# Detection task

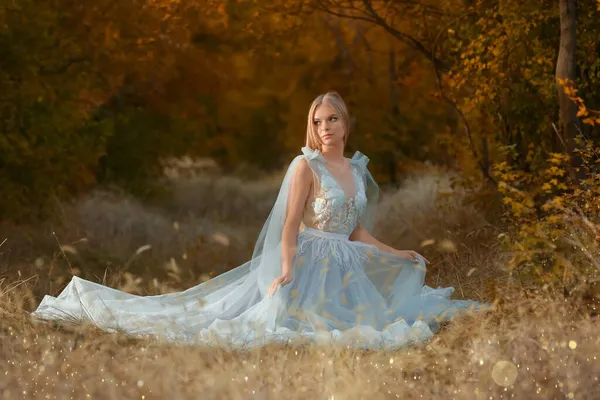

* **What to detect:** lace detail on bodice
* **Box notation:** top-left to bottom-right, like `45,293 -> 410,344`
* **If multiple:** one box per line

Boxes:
301,147 -> 368,236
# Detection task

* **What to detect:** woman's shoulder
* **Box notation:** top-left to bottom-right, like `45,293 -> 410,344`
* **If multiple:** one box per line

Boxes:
286,156 -> 314,187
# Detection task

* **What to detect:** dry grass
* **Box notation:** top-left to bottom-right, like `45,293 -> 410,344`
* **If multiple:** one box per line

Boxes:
1,169 -> 599,399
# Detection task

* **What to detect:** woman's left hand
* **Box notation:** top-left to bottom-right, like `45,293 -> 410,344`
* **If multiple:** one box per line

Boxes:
394,250 -> 430,264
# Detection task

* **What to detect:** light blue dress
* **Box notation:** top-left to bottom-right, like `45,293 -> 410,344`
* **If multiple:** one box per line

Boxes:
32,147 -> 488,349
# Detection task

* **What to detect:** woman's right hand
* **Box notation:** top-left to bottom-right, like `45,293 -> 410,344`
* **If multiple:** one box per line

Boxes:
268,270 -> 293,297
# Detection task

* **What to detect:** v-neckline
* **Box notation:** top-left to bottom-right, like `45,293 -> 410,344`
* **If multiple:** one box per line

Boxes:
321,158 -> 357,200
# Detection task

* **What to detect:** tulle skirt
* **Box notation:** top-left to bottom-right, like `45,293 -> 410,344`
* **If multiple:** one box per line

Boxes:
32,227 -> 487,350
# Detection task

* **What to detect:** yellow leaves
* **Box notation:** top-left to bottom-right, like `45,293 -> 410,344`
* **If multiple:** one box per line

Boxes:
508,200 -> 531,217
494,161 -> 509,172
582,116 -> 600,126
494,140 -> 596,251
545,214 -> 562,224
548,153 -> 570,164
576,107 -> 589,117
546,166 -> 566,176
559,80 -> 600,126
551,196 -> 565,207
541,181 -> 567,192
523,196 -> 535,209
541,196 -> 565,212
561,85 -> 578,98
499,171 -> 518,181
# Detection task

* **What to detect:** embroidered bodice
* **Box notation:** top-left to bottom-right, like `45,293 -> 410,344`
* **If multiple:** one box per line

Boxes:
300,147 -> 370,236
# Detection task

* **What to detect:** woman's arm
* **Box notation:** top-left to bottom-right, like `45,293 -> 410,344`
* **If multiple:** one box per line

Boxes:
349,224 -> 396,253
350,224 -> 430,263
268,159 -> 313,296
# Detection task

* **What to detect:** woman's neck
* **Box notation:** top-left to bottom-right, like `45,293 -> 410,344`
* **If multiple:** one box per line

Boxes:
320,145 -> 345,163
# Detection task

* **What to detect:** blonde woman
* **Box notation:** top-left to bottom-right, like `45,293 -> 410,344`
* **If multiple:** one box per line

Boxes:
33,92 -> 487,349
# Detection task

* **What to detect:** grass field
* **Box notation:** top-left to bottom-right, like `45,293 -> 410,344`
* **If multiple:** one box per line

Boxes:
1,169 -> 598,399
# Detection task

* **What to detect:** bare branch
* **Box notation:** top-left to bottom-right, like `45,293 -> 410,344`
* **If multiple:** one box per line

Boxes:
312,0 -> 447,70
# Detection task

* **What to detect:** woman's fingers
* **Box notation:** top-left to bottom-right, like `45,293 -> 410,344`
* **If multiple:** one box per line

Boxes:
268,278 -> 279,297
269,283 -> 278,296
418,252 -> 430,264
408,250 -> 430,264
269,275 -> 291,297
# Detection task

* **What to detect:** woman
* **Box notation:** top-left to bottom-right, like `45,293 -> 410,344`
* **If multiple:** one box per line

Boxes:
32,92 -> 488,349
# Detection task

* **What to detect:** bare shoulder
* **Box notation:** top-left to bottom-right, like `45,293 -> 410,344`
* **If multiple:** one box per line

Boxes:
288,158 -> 314,201
294,158 -> 313,183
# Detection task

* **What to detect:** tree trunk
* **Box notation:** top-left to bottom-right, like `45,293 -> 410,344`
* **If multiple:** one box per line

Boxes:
388,47 -> 399,186
555,0 -> 581,174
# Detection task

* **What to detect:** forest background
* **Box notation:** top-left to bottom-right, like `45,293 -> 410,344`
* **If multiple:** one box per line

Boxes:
2,0 -> 600,289
1,1 -> 600,398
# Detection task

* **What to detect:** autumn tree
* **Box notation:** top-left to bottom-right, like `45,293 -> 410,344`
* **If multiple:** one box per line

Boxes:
1,0 -> 599,221
268,0 -> 599,179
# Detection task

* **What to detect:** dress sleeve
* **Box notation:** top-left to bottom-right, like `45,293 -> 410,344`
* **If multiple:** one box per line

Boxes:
351,151 -> 380,233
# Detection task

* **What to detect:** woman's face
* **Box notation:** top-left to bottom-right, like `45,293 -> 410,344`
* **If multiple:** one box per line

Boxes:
313,103 -> 345,147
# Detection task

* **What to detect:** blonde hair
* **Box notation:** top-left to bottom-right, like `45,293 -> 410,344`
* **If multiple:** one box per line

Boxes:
305,91 -> 350,151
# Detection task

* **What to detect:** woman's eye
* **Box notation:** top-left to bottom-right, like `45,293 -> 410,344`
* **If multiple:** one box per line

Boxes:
330,117 -> 338,122
313,120 -> 320,125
